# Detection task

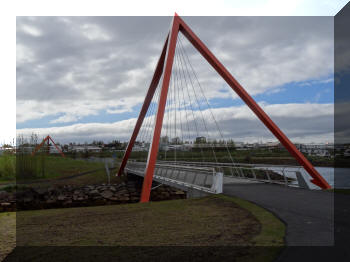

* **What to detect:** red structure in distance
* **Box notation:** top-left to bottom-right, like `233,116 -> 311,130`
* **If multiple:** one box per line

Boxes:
118,14 -> 331,202
31,135 -> 65,158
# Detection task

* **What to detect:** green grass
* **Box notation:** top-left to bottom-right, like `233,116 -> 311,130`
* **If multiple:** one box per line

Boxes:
32,156 -> 104,179
0,155 -> 120,186
1,195 -> 285,261
215,195 -> 285,246
15,196 -> 261,246
0,154 -> 15,182
215,195 -> 285,262
18,156 -> 105,180
0,212 -> 16,261
27,168 -> 122,188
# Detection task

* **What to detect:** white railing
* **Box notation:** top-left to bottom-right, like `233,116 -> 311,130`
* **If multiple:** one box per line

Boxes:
125,161 -> 223,194
156,161 -> 311,189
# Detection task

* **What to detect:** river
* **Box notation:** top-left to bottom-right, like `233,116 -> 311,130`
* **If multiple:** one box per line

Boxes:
315,167 -> 350,189
265,166 -> 349,189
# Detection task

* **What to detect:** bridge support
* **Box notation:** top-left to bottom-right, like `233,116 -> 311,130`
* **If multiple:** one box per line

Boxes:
118,13 -> 331,203
140,16 -> 180,202
116,36 -> 169,178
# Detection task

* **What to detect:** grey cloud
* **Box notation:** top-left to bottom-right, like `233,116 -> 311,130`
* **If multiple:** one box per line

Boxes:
16,16 -> 333,141
17,103 -> 333,144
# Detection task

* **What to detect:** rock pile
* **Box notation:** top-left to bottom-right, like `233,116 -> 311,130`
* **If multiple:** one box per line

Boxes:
0,190 -> 16,212
0,180 -> 186,212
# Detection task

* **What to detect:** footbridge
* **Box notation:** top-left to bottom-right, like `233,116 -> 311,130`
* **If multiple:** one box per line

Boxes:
117,13 -> 331,203
124,160 -> 316,198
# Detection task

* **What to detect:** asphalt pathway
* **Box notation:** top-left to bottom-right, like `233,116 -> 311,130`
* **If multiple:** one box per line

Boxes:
223,183 -> 334,246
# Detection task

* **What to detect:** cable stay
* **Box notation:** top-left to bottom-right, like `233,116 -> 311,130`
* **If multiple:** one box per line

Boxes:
128,34 -> 244,181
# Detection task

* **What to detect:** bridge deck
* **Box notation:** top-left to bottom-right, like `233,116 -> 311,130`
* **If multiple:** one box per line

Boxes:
125,162 -> 223,194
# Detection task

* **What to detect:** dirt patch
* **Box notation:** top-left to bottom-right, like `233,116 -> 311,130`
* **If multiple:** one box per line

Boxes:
15,196 -> 260,247
2,195 -> 285,261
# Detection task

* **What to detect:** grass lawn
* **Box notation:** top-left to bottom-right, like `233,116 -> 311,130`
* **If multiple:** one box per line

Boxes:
2,195 -> 285,261
17,156 -> 106,181
0,212 -> 15,262
0,154 -> 15,183
18,168 -> 122,188
0,155 -> 120,187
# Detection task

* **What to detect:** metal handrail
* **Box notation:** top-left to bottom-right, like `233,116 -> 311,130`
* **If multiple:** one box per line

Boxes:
125,161 -> 222,193
126,161 -> 309,189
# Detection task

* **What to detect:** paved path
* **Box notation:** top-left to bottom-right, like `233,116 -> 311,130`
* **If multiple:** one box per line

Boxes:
223,176 -> 261,184
223,183 -> 334,246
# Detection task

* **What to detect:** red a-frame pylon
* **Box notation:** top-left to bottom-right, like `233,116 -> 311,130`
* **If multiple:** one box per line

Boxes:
117,14 -> 331,202
31,135 -> 65,158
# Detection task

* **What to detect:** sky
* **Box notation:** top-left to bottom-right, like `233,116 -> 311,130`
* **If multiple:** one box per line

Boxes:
15,15 -> 336,144
2,0 -> 349,145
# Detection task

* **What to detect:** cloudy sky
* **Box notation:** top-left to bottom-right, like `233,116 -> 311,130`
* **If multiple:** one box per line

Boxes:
16,15 -> 335,144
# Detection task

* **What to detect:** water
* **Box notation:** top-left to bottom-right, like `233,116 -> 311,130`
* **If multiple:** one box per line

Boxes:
316,167 -> 350,189
267,166 -> 349,189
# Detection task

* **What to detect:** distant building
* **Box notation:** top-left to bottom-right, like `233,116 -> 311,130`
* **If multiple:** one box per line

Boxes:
296,143 -> 333,157
195,136 -> 206,144
171,137 -> 181,145
132,145 -> 148,152
234,142 -> 244,148
69,145 -> 102,153
258,141 -> 282,150
167,144 -> 191,151
0,146 -> 15,155
244,143 -> 256,149
15,146 -> 35,154
48,145 -> 64,154
160,136 -> 169,144
159,144 -> 169,151
344,149 -> 350,157
313,149 -> 331,157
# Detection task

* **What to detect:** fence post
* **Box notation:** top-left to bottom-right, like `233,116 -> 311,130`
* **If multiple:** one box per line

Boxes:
296,171 -> 310,189
252,169 -> 257,180
282,168 -> 288,186
265,168 -> 271,182
105,160 -> 111,185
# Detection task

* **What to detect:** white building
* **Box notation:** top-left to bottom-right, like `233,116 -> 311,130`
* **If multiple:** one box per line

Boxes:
69,145 -> 102,153
297,143 -> 333,157
344,149 -> 350,157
